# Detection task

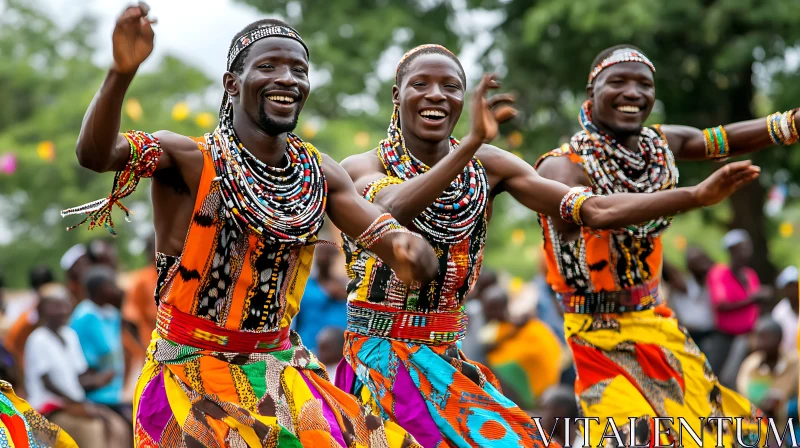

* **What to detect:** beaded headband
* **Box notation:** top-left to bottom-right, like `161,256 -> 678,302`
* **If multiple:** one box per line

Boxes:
588,48 -> 656,84
395,44 -> 458,84
227,24 -> 309,72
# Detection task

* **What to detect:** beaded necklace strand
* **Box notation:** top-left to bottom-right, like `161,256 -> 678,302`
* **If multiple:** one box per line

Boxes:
573,100 -> 678,238
377,105 -> 488,244
207,100 -> 327,244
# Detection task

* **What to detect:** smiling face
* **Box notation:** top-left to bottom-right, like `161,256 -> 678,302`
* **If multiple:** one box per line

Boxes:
226,37 -> 310,136
394,53 -> 465,143
588,62 -> 655,136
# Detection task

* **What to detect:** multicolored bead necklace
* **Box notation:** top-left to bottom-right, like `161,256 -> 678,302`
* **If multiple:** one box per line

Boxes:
377,105 -> 488,244
207,100 -> 327,244
572,100 -> 678,238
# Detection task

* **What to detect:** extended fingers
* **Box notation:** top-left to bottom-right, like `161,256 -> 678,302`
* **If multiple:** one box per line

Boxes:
487,93 -> 516,108
493,105 -> 517,123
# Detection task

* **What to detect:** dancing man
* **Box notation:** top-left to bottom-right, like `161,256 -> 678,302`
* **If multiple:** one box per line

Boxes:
335,44 -> 759,447
535,45 -> 795,446
66,4 -> 440,446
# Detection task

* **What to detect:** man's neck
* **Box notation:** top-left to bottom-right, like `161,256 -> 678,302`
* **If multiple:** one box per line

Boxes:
403,131 -> 451,167
232,116 -> 287,167
593,119 -> 640,151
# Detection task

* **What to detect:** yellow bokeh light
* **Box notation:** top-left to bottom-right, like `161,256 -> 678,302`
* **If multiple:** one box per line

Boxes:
302,123 -> 318,139
354,132 -> 370,148
37,141 -> 55,161
674,235 -> 687,251
508,131 -> 523,148
779,222 -> 793,238
511,228 -> 525,245
172,102 -> 190,121
125,98 -> 143,122
509,277 -> 524,296
195,112 -> 214,129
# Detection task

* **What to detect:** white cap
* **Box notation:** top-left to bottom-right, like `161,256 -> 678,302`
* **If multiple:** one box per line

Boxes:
60,244 -> 86,271
776,266 -> 798,289
722,229 -> 750,250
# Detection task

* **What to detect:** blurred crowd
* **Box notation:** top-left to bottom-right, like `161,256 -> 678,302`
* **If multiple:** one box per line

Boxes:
0,227 -> 796,447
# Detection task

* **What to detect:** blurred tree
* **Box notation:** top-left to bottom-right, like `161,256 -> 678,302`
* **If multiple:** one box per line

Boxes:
0,0 -> 214,287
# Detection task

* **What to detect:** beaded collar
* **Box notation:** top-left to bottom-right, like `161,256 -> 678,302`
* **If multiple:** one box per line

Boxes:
377,105 -> 488,244
571,100 -> 678,238
207,101 -> 327,244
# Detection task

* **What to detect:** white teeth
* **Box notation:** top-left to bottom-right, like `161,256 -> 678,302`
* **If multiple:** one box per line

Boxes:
267,95 -> 295,104
420,109 -> 446,118
616,105 -> 641,113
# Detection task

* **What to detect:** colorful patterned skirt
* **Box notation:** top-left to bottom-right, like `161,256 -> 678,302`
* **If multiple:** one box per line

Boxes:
0,381 -> 77,448
566,308 -> 767,447
133,331 -> 419,447
336,332 -> 552,447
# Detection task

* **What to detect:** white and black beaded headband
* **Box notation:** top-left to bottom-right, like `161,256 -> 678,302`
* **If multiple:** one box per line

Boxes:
226,24 -> 309,72
588,48 -> 655,84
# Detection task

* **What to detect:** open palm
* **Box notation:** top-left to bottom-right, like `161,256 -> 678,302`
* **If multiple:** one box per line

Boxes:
695,160 -> 761,206
469,74 -> 517,144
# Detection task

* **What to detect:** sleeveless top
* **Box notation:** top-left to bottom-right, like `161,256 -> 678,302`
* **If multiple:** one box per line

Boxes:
154,138 -> 321,332
536,143 -> 665,295
343,158 -> 489,314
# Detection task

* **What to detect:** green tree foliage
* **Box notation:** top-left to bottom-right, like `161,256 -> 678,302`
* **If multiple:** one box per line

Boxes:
0,1 -> 214,286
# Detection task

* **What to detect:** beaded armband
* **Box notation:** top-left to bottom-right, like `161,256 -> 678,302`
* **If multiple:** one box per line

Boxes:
766,110 -> 799,146
363,176 -> 404,203
356,213 -> 412,250
61,130 -> 162,235
702,126 -> 729,159
559,186 -> 595,226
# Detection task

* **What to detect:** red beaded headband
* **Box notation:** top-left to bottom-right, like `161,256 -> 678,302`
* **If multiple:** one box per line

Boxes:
588,48 -> 656,84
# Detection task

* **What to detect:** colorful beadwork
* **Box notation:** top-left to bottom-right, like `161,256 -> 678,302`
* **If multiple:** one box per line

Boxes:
766,110 -> 799,146
62,130 -> 162,235
558,278 -> 661,313
559,186 -> 595,226
208,101 -> 327,244
355,213 -> 413,250
575,100 -> 678,238
346,301 -> 467,345
377,105 -> 489,244
588,48 -> 656,84
702,126 -> 730,159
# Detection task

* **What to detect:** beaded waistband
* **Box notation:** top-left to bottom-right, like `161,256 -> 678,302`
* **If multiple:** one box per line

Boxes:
559,279 -> 662,314
346,301 -> 467,346
156,303 -> 291,353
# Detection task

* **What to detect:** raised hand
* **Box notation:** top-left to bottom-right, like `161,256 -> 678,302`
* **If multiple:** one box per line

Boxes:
390,232 -> 439,286
112,2 -> 156,74
694,160 -> 761,206
468,73 -> 517,144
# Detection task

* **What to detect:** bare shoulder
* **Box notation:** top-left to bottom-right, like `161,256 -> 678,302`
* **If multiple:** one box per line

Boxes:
153,130 -> 199,154
536,151 -> 585,186
340,149 -> 383,178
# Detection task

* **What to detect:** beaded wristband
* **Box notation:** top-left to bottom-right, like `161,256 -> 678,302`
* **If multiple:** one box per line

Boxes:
62,130 -> 163,235
702,125 -> 729,159
363,176 -> 404,203
766,110 -> 799,146
356,213 -> 412,250
559,186 -> 595,226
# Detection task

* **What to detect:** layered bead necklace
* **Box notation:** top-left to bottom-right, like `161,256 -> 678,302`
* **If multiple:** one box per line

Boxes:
207,102 -> 327,244
572,100 -> 678,238
377,105 -> 488,244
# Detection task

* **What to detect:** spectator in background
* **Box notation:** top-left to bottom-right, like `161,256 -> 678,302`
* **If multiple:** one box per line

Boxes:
736,317 -> 798,426
86,239 -> 119,271
480,284 -> 562,410
62,244 -> 90,305
4,264 -> 57,366
316,326 -> 345,384
533,253 -> 565,344
665,246 -> 716,354
293,243 -> 348,353
461,269 -> 497,365
24,283 -> 129,448
70,266 -> 129,421
771,266 -> 798,354
708,229 -> 771,382
534,385 -> 580,447
123,234 -> 158,348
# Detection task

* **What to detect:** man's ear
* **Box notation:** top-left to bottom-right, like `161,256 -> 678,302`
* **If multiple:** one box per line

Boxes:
223,71 -> 240,98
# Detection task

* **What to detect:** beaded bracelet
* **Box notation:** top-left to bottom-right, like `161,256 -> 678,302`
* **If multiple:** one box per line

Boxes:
702,125 -> 729,159
766,110 -> 799,146
356,213 -> 412,250
559,186 -> 595,226
363,176 -> 404,203
62,130 -> 163,235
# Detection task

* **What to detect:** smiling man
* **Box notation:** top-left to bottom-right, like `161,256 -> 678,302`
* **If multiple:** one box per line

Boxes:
534,45 -> 799,446
66,3 -> 442,446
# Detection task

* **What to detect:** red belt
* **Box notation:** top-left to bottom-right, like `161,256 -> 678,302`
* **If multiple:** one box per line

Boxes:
156,303 -> 291,353
346,301 -> 467,345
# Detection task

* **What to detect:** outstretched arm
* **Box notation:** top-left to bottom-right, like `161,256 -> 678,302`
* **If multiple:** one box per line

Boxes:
341,74 -> 515,226
487,147 -> 760,229
322,155 -> 439,285
663,109 -> 799,161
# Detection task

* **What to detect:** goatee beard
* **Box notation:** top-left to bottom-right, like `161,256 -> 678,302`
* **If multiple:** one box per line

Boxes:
258,96 -> 299,136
